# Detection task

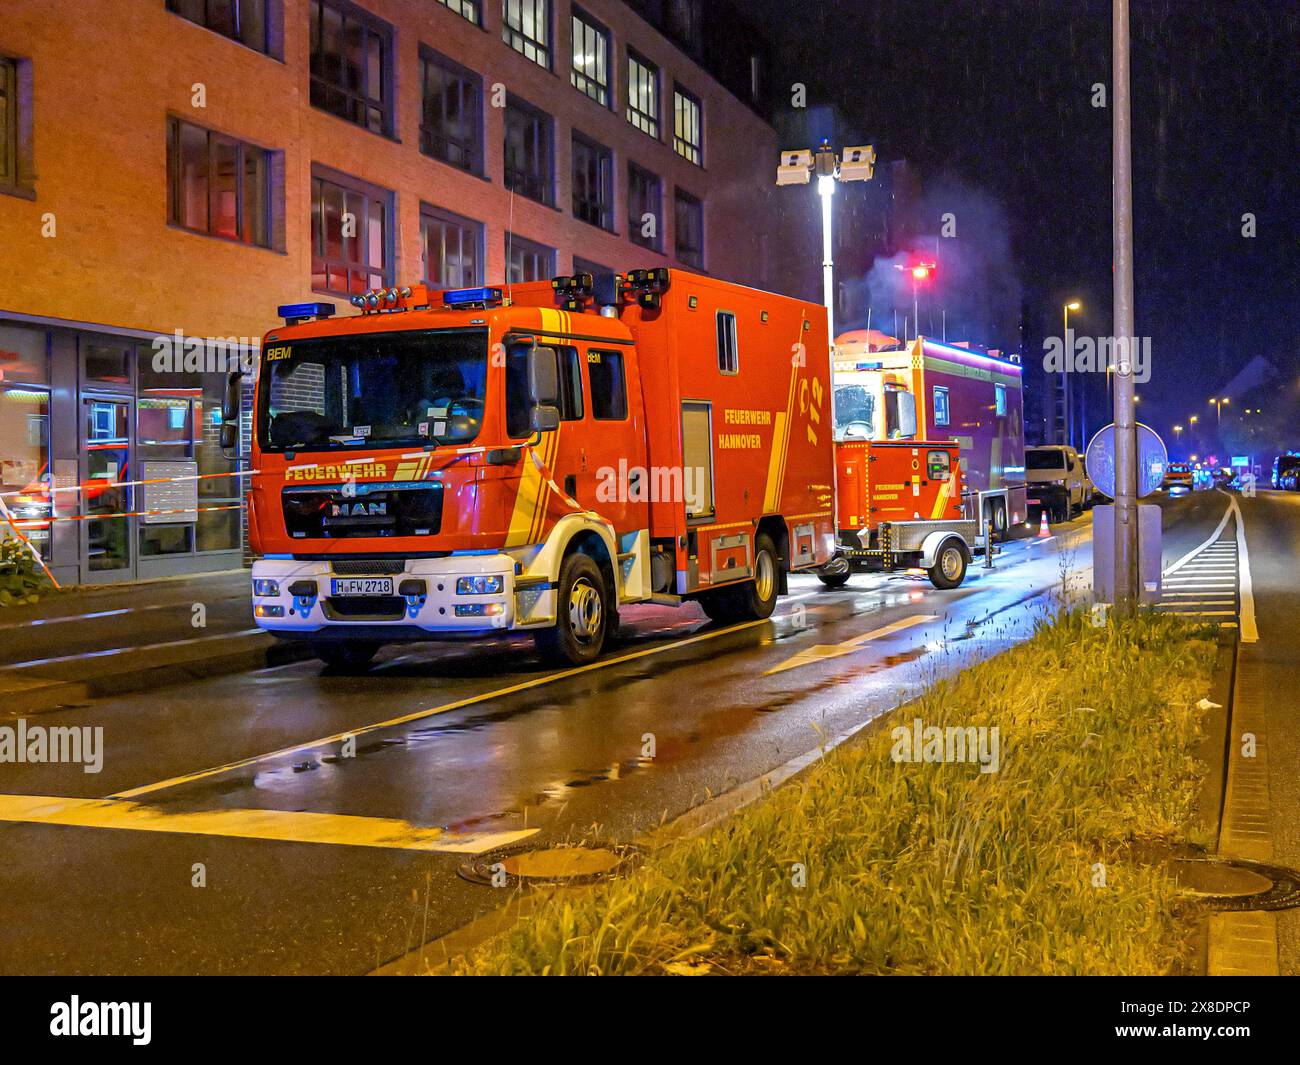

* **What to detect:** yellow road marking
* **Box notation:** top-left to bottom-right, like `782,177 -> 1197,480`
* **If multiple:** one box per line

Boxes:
764,614 -> 941,676
113,618 -> 773,799
0,793 -> 538,853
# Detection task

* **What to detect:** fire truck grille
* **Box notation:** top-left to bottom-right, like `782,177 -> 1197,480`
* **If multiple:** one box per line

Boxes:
282,484 -> 443,539
322,595 -> 406,621
330,560 -> 406,576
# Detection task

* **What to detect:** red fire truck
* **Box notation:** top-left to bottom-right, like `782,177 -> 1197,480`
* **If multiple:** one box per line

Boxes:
225,270 -> 836,668
818,333 -> 1028,589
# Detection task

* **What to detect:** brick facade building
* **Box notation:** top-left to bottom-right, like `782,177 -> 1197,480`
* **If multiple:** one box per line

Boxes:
0,0 -> 781,584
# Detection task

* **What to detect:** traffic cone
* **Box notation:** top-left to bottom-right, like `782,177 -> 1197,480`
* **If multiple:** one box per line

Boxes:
1037,509 -> 1051,538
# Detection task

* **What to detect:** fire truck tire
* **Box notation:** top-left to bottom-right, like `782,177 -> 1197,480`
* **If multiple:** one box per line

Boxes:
535,552 -> 609,665
700,534 -> 780,622
927,539 -> 968,590
312,640 -> 380,671
817,569 -> 852,588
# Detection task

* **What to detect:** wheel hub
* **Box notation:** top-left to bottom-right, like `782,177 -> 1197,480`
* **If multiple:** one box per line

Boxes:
568,578 -> 603,642
755,549 -> 776,602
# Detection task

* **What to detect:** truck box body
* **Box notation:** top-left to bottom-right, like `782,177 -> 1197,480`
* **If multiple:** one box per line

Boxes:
244,270 -> 834,658
832,335 -> 1028,533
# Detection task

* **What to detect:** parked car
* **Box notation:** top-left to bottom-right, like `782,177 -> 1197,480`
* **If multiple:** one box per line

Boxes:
1025,445 -> 1092,521
1272,452 -> 1300,491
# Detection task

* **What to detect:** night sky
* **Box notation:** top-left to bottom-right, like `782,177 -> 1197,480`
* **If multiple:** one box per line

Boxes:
751,0 -> 1300,452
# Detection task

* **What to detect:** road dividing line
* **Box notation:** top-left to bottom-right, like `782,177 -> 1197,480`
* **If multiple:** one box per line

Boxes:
763,614 -> 941,676
0,793 -> 538,853
1162,497 -> 1233,577
1225,491 -> 1259,643
112,617 -> 773,799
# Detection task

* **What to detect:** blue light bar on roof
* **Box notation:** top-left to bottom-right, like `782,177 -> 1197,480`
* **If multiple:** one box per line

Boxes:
443,287 -> 503,307
277,302 -> 336,324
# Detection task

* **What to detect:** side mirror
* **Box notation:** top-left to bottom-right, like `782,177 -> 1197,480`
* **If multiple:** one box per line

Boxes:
220,370 -> 242,451
527,346 -> 560,434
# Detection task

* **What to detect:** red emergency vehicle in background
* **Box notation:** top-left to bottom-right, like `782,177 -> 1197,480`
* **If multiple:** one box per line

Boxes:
818,332 -> 1028,589
226,270 -> 836,668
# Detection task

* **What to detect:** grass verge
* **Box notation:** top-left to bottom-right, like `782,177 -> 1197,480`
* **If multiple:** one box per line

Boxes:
454,610 -> 1217,975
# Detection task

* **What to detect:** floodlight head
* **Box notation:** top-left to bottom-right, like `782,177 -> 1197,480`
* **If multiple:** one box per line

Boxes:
838,144 -> 876,182
776,148 -> 813,186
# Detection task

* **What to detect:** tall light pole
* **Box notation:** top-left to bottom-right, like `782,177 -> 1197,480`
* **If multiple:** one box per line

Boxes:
1210,396 -> 1229,424
1064,300 -> 1081,448
896,261 -> 936,340
776,141 -> 876,343
1112,0 -> 1139,616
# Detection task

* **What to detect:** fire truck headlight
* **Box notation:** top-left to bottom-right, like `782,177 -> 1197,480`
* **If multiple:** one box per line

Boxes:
253,579 -> 280,597
457,575 -> 504,595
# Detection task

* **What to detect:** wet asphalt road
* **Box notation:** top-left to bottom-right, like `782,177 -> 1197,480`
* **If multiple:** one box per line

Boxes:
0,496 -> 1237,974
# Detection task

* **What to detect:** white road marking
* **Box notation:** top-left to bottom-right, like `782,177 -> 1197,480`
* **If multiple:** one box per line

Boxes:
0,793 -> 537,853
764,614 -> 941,676
1163,501 -> 1233,576
1224,491 -> 1258,643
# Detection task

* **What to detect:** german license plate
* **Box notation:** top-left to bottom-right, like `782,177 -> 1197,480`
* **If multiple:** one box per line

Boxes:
330,577 -> 393,596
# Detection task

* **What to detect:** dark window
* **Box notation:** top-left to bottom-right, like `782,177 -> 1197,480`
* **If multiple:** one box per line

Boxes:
627,163 -> 662,251
504,96 -> 554,206
308,0 -> 393,136
310,169 -> 393,296
674,188 -> 704,269
502,0 -> 550,69
933,385 -> 950,426
0,57 -> 16,190
419,49 -> 482,173
570,9 -> 609,106
572,132 -> 614,231
506,343 -> 583,437
716,311 -> 738,374
436,0 -> 480,24
672,86 -> 702,165
421,205 -> 482,289
626,51 -> 659,138
167,117 -> 271,247
167,0 -> 270,53
573,257 -> 613,280
505,233 -> 554,283
588,350 -> 627,420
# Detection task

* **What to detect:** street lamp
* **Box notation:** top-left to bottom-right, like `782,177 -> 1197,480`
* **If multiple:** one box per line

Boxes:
896,260 -> 937,340
776,140 -> 876,341
1209,397 -> 1229,424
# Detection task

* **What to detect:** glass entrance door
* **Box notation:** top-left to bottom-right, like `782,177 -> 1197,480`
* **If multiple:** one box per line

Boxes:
80,396 -> 134,581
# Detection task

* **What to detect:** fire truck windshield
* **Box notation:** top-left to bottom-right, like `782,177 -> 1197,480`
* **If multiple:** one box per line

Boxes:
258,328 -> 488,452
833,384 -> 875,440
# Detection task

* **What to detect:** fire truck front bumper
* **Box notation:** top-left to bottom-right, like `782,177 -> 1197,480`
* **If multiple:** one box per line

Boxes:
249,555 -> 555,640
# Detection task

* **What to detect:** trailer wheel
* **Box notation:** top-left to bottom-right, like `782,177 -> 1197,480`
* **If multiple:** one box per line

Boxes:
817,570 -> 852,588
312,640 -> 380,672
700,533 -> 780,622
927,539 -> 968,590
535,552 -> 608,665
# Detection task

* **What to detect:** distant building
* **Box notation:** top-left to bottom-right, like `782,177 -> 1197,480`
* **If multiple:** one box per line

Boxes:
0,0 -> 781,585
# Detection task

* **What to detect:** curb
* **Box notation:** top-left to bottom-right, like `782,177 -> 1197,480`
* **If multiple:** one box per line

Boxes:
0,632 -> 313,715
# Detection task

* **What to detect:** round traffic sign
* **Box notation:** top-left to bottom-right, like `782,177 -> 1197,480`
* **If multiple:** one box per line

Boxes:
1085,422 -> 1168,499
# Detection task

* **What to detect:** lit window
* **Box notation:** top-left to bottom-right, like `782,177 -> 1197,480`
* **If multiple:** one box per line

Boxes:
310,169 -> 393,297
436,0 -> 480,24
933,386 -> 950,426
421,205 -> 482,289
626,52 -> 659,138
505,233 -> 555,283
570,9 -> 609,106
673,87 -> 702,165
503,0 -> 550,69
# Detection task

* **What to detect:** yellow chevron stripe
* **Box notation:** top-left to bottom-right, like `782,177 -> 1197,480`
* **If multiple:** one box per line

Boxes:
762,411 -> 789,513
930,472 -> 954,519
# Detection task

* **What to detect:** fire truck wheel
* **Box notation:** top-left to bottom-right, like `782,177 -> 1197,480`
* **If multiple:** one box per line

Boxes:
536,552 -> 609,665
927,540 -> 968,590
311,640 -> 380,671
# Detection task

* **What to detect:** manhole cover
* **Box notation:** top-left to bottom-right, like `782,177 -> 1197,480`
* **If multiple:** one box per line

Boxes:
458,843 -> 640,888
1173,858 -> 1300,912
